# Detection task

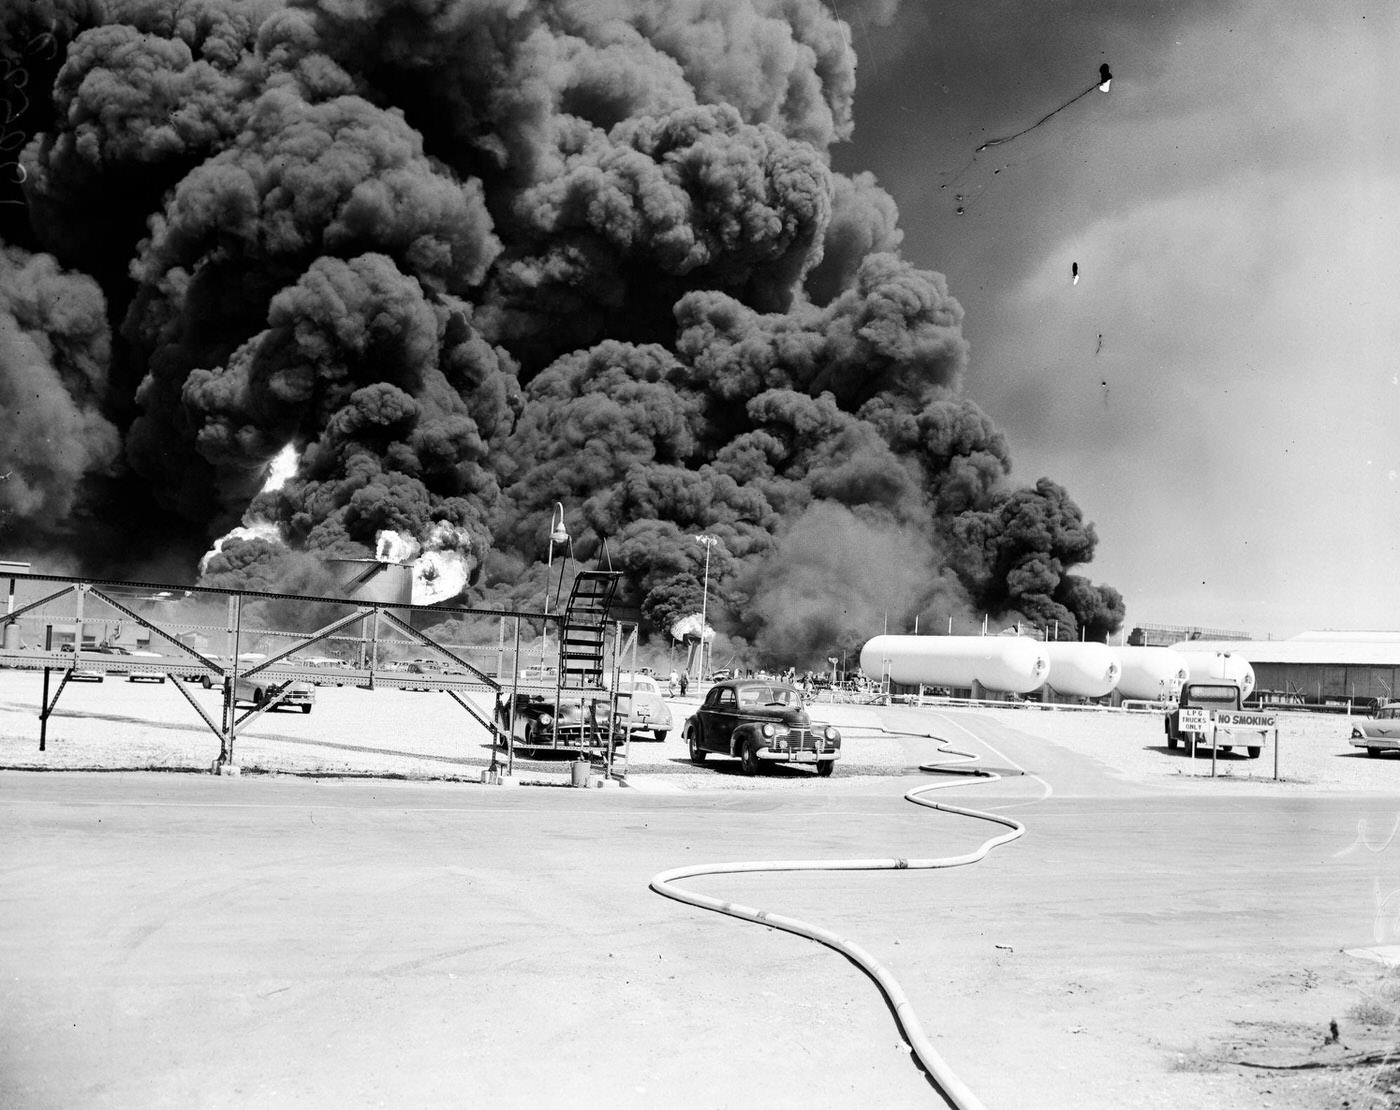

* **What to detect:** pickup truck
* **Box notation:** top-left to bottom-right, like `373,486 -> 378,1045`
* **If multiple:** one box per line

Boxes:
1164,681 -> 1266,759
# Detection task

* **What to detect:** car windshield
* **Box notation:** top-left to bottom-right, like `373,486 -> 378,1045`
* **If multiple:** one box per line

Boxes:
737,685 -> 799,708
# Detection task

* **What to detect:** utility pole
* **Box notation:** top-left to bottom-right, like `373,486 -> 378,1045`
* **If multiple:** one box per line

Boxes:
695,533 -> 718,681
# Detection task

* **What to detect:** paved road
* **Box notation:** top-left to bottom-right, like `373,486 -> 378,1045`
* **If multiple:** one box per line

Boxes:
3,714 -> 1398,1109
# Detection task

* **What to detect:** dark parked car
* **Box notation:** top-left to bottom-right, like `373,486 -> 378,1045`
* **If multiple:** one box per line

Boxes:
684,680 -> 840,776
496,693 -> 619,756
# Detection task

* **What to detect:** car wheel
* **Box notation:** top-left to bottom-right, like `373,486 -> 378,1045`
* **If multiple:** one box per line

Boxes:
1368,746 -> 1382,758
653,730 -> 668,743
688,728 -> 706,764
1220,745 -> 1232,754
254,687 -> 266,707
816,759 -> 834,778
301,704 -> 311,714
1166,734 -> 1178,749
1247,746 -> 1260,758
201,675 -> 212,689
739,740 -> 760,776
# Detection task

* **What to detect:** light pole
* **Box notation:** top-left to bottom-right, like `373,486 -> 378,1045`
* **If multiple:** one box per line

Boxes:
695,533 -> 718,681
542,503 -> 569,660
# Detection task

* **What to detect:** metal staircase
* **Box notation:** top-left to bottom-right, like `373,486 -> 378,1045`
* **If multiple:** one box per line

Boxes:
557,570 -> 620,691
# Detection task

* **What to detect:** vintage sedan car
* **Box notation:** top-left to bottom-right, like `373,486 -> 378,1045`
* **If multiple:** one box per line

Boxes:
125,649 -> 167,683
495,692 -> 618,756
685,680 -> 840,776
86,643 -> 132,676
613,672 -> 673,741
1350,702 -> 1400,757
233,673 -> 315,713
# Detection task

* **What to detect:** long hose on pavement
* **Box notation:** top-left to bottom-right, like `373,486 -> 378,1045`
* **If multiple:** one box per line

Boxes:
649,738 -> 1026,1110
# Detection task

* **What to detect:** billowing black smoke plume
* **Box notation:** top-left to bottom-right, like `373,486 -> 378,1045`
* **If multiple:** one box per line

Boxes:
0,0 -> 1124,663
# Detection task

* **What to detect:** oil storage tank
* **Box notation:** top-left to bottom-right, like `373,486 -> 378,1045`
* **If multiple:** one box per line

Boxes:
1110,646 -> 1189,701
860,635 -> 1050,695
1044,641 -> 1121,699
328,558 -> 413,606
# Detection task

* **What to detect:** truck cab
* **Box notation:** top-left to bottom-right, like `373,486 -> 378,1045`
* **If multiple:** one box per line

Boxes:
1164,681 -> 1264,758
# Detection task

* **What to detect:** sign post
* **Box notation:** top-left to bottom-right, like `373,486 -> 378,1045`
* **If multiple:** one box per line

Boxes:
1178,707 -> 1210,776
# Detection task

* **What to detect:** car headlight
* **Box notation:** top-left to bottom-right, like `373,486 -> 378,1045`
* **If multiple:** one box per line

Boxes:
762,723 -> 775,738
824,726 -> 838,741
540,714 -> 553,726
1352,728 -> 1364,739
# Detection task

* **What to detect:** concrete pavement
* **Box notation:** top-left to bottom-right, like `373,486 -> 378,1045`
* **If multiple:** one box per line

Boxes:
3,720 -> 1398,1109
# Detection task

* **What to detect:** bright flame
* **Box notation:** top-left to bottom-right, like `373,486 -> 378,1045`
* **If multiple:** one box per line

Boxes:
670,612 -> 715,642
379,523 -> 475,604
260,443 -> 299,493
375,529 -> 419,564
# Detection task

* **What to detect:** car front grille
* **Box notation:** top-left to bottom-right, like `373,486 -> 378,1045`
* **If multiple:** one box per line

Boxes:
784,728 -> 825,752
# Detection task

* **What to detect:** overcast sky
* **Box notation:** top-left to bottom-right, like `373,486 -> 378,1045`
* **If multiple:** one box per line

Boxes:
834,0 -> 1400,638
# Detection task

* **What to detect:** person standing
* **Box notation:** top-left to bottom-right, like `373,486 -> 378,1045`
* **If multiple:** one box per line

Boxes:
678,672 -> 689,697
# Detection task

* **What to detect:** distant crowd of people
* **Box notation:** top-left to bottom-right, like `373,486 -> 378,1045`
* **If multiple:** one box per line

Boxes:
659,667 -> 876,698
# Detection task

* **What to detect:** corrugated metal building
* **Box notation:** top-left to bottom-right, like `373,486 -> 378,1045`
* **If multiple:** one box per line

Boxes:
1171,632 -> 1400,709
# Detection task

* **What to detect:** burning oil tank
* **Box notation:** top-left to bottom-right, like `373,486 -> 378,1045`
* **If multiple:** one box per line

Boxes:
1109,646 -> 1190,701
860,635 -> 1050,694
328,558 -> 413,606
1044,641 -> 1122,699
1175,650 -> 1256,700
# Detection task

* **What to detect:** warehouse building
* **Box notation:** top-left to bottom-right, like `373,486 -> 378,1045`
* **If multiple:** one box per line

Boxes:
1169,631 -> 1400,712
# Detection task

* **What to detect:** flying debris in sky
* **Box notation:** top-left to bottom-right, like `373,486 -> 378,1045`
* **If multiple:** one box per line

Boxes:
942,61 -> 1114,215
1072,262 -> 1080,285
1095,333 -> 1104,355
976,63 -> 1114,153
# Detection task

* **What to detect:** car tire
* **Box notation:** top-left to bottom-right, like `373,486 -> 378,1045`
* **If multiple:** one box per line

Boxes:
201,675 -> 212,689
653,730 -> 668,743
1247,746 -> 1261,758
688,728 -> 706,764
1166,734 -> 1178,750
739,740 -> 760,776
816,759 -> 834,778
254,687 -> 266,707
1368,746 -> 1382,758
1220,745 -> 1232,754
301,704 -> 311,714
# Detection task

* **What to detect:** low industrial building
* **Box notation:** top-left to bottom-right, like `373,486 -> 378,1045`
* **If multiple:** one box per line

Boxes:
1170,632 -> 1400,712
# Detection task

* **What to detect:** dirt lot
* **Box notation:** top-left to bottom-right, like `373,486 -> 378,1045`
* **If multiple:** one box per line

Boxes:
0,670 -> 1388,792
4,672 -> 1400,1109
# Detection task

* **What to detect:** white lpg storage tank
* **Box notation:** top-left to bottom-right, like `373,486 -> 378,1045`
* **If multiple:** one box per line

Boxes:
1044,641 -> 1121,699
1109,646 -> 1189,701
860,635 -> 1050,694
1175,649 -> 1256,700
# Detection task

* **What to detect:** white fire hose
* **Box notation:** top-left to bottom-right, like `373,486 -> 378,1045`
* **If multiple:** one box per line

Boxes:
649,739 -> 1027,1110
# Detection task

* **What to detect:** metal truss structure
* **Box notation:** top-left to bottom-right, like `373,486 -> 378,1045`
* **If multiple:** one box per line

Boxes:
0,570 -> 635,778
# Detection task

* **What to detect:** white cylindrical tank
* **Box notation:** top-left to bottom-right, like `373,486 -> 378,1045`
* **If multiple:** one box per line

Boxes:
1110,647 -> 1190,701
1175,650 -> 1256,700
1044,642 -> 1122,699
860,635 -> 1050,694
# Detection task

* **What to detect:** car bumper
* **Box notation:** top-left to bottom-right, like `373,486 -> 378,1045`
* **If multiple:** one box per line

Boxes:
1351,738 -> 1400,750
759,749 -> 840,763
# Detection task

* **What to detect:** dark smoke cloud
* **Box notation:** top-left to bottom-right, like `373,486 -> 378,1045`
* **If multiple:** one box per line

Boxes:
1,0 -> 1123,665
0,246 -> 120,540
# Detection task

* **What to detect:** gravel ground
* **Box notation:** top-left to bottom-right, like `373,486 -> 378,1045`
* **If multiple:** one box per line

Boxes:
1,670 -> 1393,797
